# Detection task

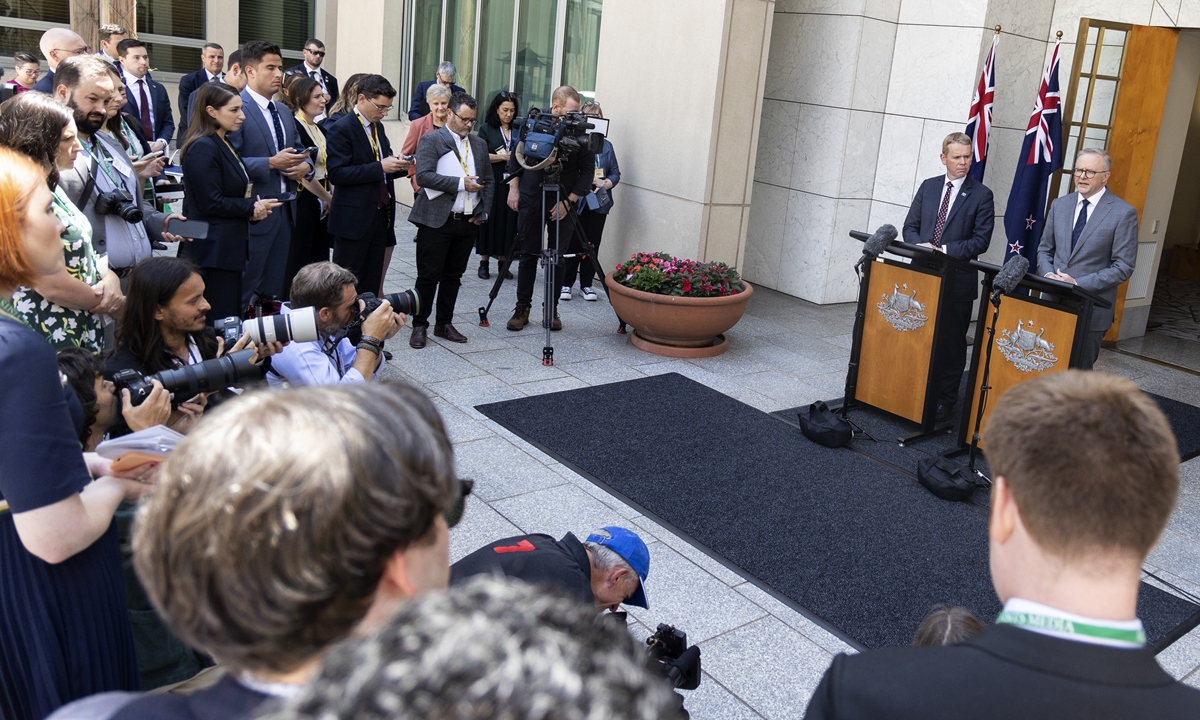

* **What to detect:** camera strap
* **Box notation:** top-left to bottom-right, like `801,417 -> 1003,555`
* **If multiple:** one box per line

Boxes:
81,138 -> 124,191
75,152 -> 99,208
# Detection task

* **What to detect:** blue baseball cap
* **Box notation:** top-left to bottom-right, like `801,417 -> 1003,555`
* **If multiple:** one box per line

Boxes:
586,526 -> 650,609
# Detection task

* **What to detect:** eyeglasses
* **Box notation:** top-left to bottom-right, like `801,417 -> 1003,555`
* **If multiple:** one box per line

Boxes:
443,478 -> 474,528
368,99 -> 393,115
54,46 -> 90,56
305,49 -> 325,56
451,108 -> 477,127
1073,168 -> 1107,179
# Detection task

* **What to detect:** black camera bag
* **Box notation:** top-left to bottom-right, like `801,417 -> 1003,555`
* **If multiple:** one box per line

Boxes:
917,457 -> 979,502
798,401 -> 852,448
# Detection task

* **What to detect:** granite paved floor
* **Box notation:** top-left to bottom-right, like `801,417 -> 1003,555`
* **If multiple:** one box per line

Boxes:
376,208 -> 1200,718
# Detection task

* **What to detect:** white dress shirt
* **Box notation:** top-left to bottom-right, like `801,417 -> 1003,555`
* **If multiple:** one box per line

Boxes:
450,131 -> 478,214
265,304 -> 373,388
1001,597 -> 1145,649
940,174 -> 967,220
127,76 -> 156,130
1074,186 -> 1106,225
246,86 -> 287,192
304,62 -> 328,94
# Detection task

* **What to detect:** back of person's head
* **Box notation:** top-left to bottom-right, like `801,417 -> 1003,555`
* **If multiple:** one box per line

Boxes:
0,146 -> 48,289
436,60 -> 457,82
0,91 -> 71,187
116,256 -> 203,371
290,261 -> 357,312
581,100 -> 604,117
227,48 -> 243,72
447,91 -> 475,114
484,90 -> 519,129
133,382 -> 460,676
13,50 -> 38,67
551,85 -> 581,108
98,23 -> 127,43
913,605 -> 985,647
52,54 -> 110,92
115,38 -> 145,59
985,370 -> 1178,562
284,74 -> 321,112
257,576 -> 685,720
357,74 -> 396,101
240,40 -> 282,69
181,82 -> 241,156
57,346 -> 104,447
329,72 -> 368,116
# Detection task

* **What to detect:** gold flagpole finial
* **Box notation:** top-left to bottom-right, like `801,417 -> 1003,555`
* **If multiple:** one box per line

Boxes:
994,25 -> 1002,35
1056,30 -> 1063,40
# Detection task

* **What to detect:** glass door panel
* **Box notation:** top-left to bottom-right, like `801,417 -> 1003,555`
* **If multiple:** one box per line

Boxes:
411,0 -> 444,102
561,0 -> 603,100
444,0 -> 477,93
476,0 -> 516,110
514,0 -> 557,112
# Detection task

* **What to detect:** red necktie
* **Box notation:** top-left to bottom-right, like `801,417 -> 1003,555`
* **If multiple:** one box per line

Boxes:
137,80 -> 153,140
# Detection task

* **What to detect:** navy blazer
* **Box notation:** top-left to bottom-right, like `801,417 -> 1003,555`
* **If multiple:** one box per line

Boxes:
227,88 -> 311,235
286,63 -> 340,106
325,111 -> 400,240
122,75 -> 175,144
179,135 -> 256,272
902,174 -> 994,301
407,79 -> 465,120
176,69 -> 216,139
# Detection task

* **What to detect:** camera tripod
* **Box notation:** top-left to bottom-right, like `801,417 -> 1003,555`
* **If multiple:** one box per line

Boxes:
478,173 -> 626,366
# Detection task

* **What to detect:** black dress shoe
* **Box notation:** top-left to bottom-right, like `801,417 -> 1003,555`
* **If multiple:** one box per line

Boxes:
409,325 -> 428,349
935,403 -> 955,422
434,323 -> 468,343
478,259 -> 490,279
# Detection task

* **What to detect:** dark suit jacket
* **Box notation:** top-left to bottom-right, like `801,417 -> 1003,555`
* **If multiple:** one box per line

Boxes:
325,111 -> 400,240
1036,189 -> 1138,331
286,63 -> 339,106
228,88 -> 311,238
31,69 -> 54,94
804,625 -> 1200,719
123,75 -> 175,144
176,69 -> 218,138
179,135 -> 256,271
903,175 -> 994,301
407,79 -> 465,120
408,125 -> 494,230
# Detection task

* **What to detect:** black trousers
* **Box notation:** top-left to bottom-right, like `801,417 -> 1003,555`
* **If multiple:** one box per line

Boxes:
515,191 -> 576,307
199,266 -> 243,325
563,209 -> 607,289
283,190 -> 331,300
332,207 -> 389,296
413,216 -> 478,327
935,298 -> 974,406
1078,329 -> 1107,370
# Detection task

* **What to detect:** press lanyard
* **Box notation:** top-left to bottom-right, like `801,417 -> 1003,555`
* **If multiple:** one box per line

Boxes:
356,110 -> 380,161
454,134 -> 474,213
220,135 -> 252,196
81,138 -> 123,188
996,609 -> 1146,646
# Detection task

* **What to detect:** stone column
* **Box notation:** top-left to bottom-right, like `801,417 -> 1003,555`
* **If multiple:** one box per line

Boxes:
206,0 -> 240,63
592,0 -> 775,269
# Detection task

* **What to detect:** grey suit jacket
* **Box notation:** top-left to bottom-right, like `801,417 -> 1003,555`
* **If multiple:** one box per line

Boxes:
408,126 -> 493,230
1036,189 -> 1138,331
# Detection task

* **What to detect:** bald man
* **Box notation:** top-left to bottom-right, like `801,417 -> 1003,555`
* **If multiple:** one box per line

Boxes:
33,28 -> 89,93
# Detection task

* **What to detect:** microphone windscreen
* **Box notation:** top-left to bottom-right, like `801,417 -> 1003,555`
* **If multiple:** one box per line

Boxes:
863,224 -> 897,258
993,255 -> 1030,296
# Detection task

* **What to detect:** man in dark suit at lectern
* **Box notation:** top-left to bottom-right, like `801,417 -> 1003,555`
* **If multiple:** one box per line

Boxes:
804,370 -> 1200,720
902,132 -> 994,420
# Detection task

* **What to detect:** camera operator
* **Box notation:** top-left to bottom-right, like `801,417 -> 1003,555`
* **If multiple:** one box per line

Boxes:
504,85 -> 595,332
52,56 -> 186,285
267,261 -> 405,388
105,256 -> 281,435
451,526 -> 650,614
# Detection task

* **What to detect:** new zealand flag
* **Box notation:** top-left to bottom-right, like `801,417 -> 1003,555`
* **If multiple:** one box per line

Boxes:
1003,41 -> 1063,264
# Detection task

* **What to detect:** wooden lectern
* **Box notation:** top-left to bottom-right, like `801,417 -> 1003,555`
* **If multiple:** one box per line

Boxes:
845,231 -> 974,434
958,262 -> 1112,449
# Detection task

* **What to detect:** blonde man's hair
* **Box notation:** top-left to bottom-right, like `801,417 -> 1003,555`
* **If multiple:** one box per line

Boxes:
942,132 -> 972,154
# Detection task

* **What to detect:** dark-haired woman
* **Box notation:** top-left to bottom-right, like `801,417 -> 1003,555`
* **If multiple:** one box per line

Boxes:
283,75 -> 334,297
179,82 -> 280,322
0,91 -> 122,352
0,146 -> 147,720
475,91 -> 519,280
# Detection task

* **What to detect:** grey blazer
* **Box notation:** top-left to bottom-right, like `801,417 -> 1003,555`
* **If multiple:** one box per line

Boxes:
1036,189 -> 1138,331
408,126 -> 493,230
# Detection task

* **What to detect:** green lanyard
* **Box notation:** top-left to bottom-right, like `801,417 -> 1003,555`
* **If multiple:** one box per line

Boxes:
996,609 -> 1146,646
81,138 -> 124,188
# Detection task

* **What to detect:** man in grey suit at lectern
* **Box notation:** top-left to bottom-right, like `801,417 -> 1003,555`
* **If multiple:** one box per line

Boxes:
1036,148 -> 1138,370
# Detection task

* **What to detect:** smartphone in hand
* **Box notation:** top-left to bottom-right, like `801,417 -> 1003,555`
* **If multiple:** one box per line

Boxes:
166,217 -> 210,239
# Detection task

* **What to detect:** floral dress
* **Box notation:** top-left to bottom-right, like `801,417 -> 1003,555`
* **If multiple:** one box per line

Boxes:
12,186 -> 103,352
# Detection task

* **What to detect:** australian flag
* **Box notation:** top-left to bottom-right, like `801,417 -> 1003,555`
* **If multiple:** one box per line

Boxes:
1003,40 -> 1063,263
965,35 -> 997,182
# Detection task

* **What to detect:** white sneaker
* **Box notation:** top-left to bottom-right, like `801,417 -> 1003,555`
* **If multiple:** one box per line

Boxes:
581,287 -> 598,301
560,286 -> 573,301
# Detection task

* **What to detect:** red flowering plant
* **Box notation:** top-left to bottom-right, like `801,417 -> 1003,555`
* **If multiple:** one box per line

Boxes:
612,252 -> 743,297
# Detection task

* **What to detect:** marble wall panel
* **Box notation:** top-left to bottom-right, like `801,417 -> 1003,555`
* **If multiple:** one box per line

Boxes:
764,13 -> 863,107
979,125 -> 1026,215
824,199 -> 872,303
987,34 -> 1053,133
705,205 -> 748,266
744,182 -> 790,289
712,0 -> 774,206
778,190 -> 838,301
1177,0 -> 1200,27
602,186 -> 707,266
871,113 -> 925,206
916,118 -> 969,181
1049,0 -> 1157,33
792,103 -> 851,196
851,17 -> 898,113
897,0 -> 988,27
983,0 -> 1056,43
755,99 -> 800,187
864,0 -> 903,22
1151,1 -> 1182,25
775,0 -> 864,12
839,110 -> 886,199
884,24 -> 985,124
867,199 -> 910,236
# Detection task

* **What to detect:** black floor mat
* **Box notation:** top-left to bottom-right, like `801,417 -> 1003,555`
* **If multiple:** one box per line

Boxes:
477,373 -> 1200,651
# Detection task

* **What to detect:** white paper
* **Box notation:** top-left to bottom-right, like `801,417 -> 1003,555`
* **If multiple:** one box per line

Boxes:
96,425 -> 186,459
423,151 -> 467,200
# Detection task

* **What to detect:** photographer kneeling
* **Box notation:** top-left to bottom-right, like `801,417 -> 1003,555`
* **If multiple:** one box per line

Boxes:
267,261 -> 405,388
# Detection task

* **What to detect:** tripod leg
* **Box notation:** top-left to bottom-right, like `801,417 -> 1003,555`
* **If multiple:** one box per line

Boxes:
478,227 -> 525,327
564,210 -> 628,334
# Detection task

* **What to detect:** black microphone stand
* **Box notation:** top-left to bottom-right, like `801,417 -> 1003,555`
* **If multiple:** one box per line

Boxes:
838,254 -> 878,443
967,284 -> 1003,481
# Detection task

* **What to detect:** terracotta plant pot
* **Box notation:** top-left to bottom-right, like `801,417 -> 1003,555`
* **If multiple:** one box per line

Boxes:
605,273 -> 754,357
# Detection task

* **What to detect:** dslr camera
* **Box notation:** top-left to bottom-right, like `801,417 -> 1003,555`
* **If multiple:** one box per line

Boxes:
94,186 -> 143,224
357,289 -> 420,321
603,614 -> 702,691
112,349 -> 264,407
518,108 -> 605,165
214,306 -> 320,347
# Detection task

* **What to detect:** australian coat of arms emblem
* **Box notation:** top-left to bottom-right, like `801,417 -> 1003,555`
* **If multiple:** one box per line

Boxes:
997,319 -> 1058,372
877,283 -> 928,331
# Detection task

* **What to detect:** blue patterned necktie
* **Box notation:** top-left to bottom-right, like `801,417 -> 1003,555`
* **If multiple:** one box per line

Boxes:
267,101 -> 285,153
1071,198 -> 1090,252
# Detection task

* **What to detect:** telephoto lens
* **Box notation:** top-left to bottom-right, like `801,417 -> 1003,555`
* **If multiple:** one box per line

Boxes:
379,289 -> 420,316
149,349 -> 264,404
243,306 -> 319,344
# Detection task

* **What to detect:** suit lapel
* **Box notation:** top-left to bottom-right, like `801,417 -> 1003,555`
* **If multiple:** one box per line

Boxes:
239,90 -> 270,147
943,177 -> 974,229
1069,191 -> 1114,262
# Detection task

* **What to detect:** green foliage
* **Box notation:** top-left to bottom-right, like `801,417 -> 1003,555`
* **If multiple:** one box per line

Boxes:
612,252 -> 743,298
